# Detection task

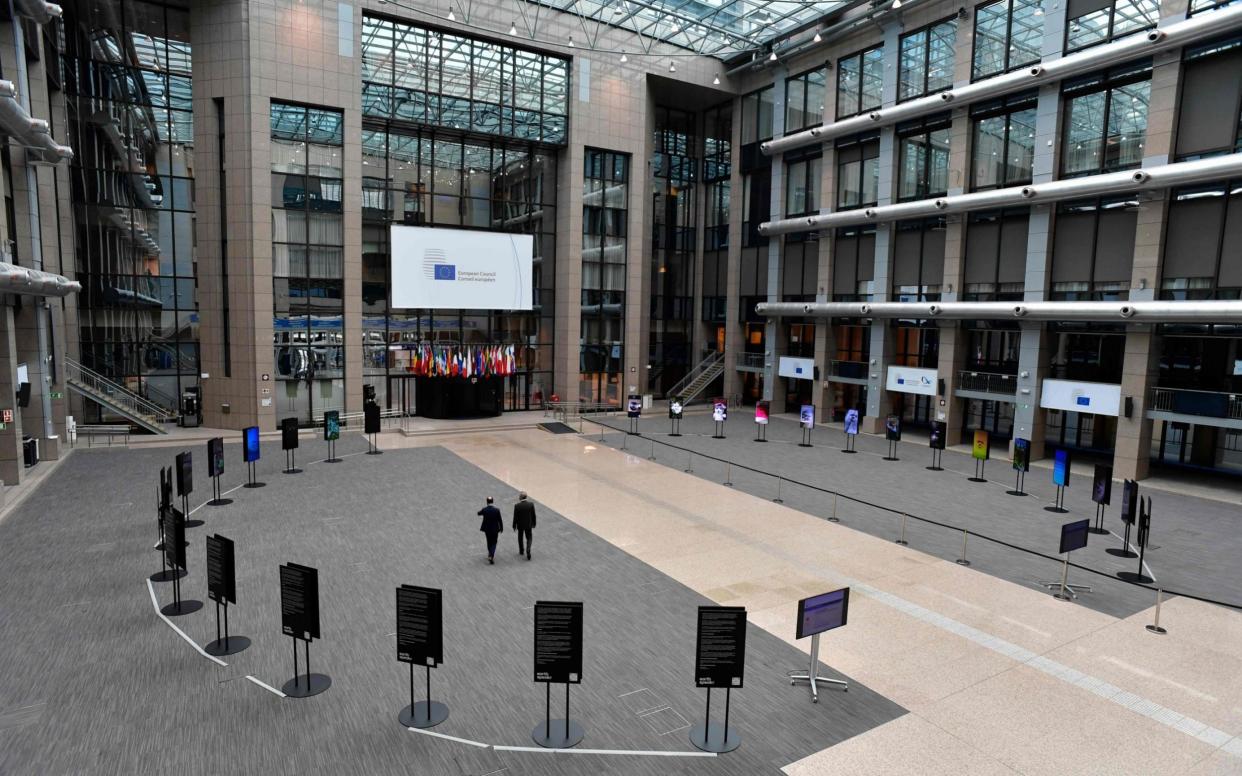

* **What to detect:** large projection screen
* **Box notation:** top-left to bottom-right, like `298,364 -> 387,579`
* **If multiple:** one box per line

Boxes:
390,225 -> 533,310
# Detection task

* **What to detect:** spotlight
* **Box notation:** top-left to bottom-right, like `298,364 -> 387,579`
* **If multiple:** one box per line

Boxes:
768,49 -> 778,61
509,21 -> 517,34
669,61 -> 677,73
891,0 -> 902,8
568,34 -> 575,47
713,73 -> 720,85
447,6 -> 456,21
620,52 -> 628,63
813,30 -> 822,43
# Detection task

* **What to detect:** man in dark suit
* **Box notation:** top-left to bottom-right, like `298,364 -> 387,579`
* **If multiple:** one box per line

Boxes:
512,491 -> 537,561
478,497 -> 503,564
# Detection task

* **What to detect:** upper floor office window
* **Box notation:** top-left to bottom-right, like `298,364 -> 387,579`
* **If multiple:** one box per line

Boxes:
786,66 -> 827,133
1061,61 -> 1151,177
837,45 -> 884,119
897,114 -> 952,200
970,92 -> 1036,190
836,133 -> 880,209
1175,36 -> 1242,160
899,18 -> 957,101
972,0 -> 1043,80
1190,0 -> 1239,14
785,152 -> 822,216
740,86 -> 776,145
704,102 -> 732,180
1050,197 -> 1137,300
1161,182 -> 1242,300
1066,0 -> 1159,52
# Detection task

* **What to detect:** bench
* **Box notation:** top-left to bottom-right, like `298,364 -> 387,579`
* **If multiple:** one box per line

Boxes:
76,425 -> 131,447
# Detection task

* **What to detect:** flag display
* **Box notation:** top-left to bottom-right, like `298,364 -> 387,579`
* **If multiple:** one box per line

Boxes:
395,343 -> 520,378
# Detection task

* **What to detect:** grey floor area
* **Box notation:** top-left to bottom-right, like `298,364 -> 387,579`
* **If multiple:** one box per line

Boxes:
0,433 -> 903,775
594,412 -> 1242,620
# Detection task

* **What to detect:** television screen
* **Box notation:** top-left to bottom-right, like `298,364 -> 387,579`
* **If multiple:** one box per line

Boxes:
929,421 -> 946,450
627,394 -> 641,418
799,404 -> 815,430
712,399 -> 727,423
1120,479 -> 1138,524
207,437 -> 224,478
885,415 -> 901,442
323,410 -> 340,442
754,401 -> 769,425
669,398 -> 684,419
1092,464 -> 1113,505
1053,449 -> 1071,487
796,588 -> 850,639
281,417 -> 299,450
243,426 -> 260,463
972,430 -> 990,461
844,408 -> 860,435
1012,438 -> 1030,472
1059,519 -> 1090,554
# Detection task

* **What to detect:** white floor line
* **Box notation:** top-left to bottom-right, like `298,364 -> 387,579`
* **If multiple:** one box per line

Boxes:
1106,529 -> 1157,582
307,450 -> 369,466
188,484 -> 245,517
491,745 -> 551,753
144,579 -> 227,667
245,675 -> 287,698
405,727 -> 491,748
553,748 -> 716,757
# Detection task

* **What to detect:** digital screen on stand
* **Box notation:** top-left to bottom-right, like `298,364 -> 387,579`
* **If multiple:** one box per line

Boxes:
796,587 -> 850,640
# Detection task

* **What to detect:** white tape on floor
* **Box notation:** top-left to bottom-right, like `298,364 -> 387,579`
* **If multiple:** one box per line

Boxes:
144,579 -> 227,667
405,727 -> 490,748
245,675 -> 287,698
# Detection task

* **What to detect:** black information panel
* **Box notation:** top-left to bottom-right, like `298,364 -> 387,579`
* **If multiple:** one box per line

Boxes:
281,417 -> 300,451
533,601 -> 583,684
1059,519 -> 1091,554
1092,464 -> 1113,505
206,534 -> 236,604
695,606 -> 746,688
175,451 -> 193,497
208,437 -> 224,478
396,585 -> 443,667
1120,479 -> 1138,524
162,507 -> 186,570
159,466 -> 172,510
280,563 -> 321,641
365,403 -> 381,435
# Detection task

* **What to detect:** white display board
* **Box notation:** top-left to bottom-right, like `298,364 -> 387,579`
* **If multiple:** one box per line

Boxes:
778,356 -> 815,380
390,225 -> 533,310
1039,378 -> 1122,416
885,366 -> 937,396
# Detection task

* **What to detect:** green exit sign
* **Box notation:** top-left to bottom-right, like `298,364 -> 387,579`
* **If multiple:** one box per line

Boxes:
50,391 -> 63,399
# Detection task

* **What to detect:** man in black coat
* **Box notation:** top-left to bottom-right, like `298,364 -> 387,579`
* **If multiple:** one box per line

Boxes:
513,491 -> 537,561
478,497 -> 503,564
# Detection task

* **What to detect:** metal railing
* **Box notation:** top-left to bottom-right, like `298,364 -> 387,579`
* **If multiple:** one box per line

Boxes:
666,350 -> 724,400
737,352 -> 766,370
1149,386 -> 1242,420
64,357 -> 177,424
957,370 -> 1018,395
828,359 -> 868,380
312,407 -> 406,430
580,415 -> 1242,614
543,401 -> 621,424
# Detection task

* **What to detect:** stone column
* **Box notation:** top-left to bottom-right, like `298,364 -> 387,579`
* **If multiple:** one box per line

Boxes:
761,68 -> 787,404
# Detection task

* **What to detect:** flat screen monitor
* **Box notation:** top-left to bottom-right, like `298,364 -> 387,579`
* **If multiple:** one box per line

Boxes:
243,426 -> 260,463
1120,479 -> 1138,524
1053,449 -> 1071,487
754,401 -> 769,425
796,587 -> 850,640
1092,464 -> 1113,505
323,410 -> 340,442
884,415 -> 901,441
207,437 -> 224,478
669,398 -> 684,419
1059,519 -> 1090,554
712,399 -> 727,423
972,429 -> 990,461
1012,438 -> 1030,472
626,394 -> 641,418
799,404 -> 815,430
929,421 -> 946,450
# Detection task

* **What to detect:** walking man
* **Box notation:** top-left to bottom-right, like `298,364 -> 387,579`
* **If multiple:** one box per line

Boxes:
513,491 -> 537,561
478,496 -> 503,564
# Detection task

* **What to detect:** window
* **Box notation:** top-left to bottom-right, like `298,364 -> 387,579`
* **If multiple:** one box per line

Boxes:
741,86 -> 775,145
972,0 -> 1043,80
836,45 -> 884,119
581,149 -> 629,404
897,115 -> 952,200
1175,36 -> 1242,160
1161,182 -> 1242,300
1066,0 -> 1159,52
785,153 -> 822,215
1190,0 -> 1240,14
899,18 -> 957,101
1061,61 -> 1151,177
836,133 -> 880,209
892,217 -> 947,300
781,237 -> 820,300
1050,197 -> 1137,299
963,208 -> 1030,299
742,171 -> 771,247
970,92 -> 1036,189
704,102 -> 732,181
786,66 -> 827,133
832,226 -> 877,299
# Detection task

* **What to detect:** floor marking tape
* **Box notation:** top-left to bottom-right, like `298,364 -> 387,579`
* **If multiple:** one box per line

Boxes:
245,675 -> 287,698
144,579 -> 227,667
405,727 -> 490,748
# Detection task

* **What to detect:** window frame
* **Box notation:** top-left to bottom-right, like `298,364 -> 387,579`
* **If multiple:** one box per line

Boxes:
1059,60 -> 1152,178
969,92 -> 1038,190
835,133 -> 881,210
1064,0 -> 1160,53
971,0 -> 1044,82
784,64 -> 828,134
898,16 -> 958,102
836,43 -> 885,120
896,114 -> 953,201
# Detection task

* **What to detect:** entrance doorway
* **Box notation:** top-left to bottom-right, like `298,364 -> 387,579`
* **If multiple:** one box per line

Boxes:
892,393 -> 933,428
387,376 -> 415,416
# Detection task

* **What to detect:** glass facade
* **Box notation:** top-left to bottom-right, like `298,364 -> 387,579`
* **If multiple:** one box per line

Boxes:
836,45 -> 884,119
1061,62 -> 1151,177
970,93 -> 1037,190
361,15 -> 569,144
898,17 -> 957,101
650,108 -> 697,395
1066,0 -> 1159,52
581,149 -> 629,404
897,116 -> 952,201
64,0 -> 196,419
785,67 -> 826,134
972,0 -> 1043,80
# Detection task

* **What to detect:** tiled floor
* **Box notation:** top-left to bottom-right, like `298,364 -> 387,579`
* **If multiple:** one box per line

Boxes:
429,426 -> 1242,775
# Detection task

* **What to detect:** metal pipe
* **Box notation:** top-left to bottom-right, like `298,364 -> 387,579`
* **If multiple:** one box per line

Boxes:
760,153 -> 1242,236
13,0 -> 61,24
755,300 -> 1242,322
0,262 -> 81,297
762,2 -> 1242,157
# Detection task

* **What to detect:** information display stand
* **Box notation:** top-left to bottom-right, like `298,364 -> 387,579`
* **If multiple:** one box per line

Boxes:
882,416 -> 901,461
927,421 -> 946,471
365,403 -> 384,455
160,506 -> 201,616
281,417 -> 302,474
1117,496 -> 1154,583
397,585 -> 447,728
151,468 -> 186,583
205,534 -> 249,656
788,589 -> 849,703
532,601 -> 584,748
754,401 -> 769,442
669,398 -> 684,437
1008,438 -> 1030,496
175,451 -> 200,528
207,437 -> 232,506
1041,520 -> 1092,600
842,409 -> 859,454
242,427 -> 265,488
969,430 -> 989,482
692,606 -> 744,753
280,563 -> 330,697
1090,464 -> 1112,534
798,405 -> 814,448
323,410 -> 342,463
711,399 -> 728,439
1107,480 -> 1139,558
927,448 -> 942,470
1043,449 -> 1070,513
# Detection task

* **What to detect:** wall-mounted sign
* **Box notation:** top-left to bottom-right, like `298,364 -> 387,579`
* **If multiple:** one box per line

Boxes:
390,225 -> 534,310
1040,379 -> 1122,417
778,356 -> 814,380
885,366 -> 937,397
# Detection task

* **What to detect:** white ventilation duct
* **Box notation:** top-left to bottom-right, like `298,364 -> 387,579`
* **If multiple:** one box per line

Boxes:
0,79 -> 73,162
13,0 -> 62,24
0,261 -> 80,297
760,153 -> 1242,236
761,2 -> 1242,157
756,300 -> 1242,322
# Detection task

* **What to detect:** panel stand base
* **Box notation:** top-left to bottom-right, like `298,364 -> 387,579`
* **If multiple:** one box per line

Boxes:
532,719 -> 584,749
243,482 -> 266,489
400,701 -> 449,729
1117,571 -> 1154,584
205,636 -> 251,656
927,466 -> 943,471
160,599 -> 202,616
282,673 -> 331,698
283,468 -> 303,475
1106,547 -> 1138,558
1043,506 -> 1068,513
149,568 -> 186,583
689,722 -> 739,753
208,498 -> 234,506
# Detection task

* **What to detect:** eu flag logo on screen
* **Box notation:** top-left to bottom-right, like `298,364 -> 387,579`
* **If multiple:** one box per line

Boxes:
434,264 -> 456,280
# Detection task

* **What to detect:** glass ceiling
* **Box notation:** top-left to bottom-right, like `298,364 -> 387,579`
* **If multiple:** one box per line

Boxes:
524,0 -> 847,58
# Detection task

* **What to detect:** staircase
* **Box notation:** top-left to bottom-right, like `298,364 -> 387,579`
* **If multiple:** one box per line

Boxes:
64,357 -> 175,434
665,350 -> 725,404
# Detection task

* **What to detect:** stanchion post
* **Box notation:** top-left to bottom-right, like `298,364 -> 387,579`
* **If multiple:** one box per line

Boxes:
724,462 -> 733,487
828,492 -> 840,523
685,451 -> 694,473
896,513 -> 908,545
773,476 -> 784,504
955,530 -> 970,566
1146,588 -> 1167,634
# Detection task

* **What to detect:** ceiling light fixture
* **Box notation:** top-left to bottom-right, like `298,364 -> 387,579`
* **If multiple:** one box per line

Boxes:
447,6 -> 456,21
620,51 -> 628,63
813,30 -> 822,43
768,49 -> 778,61
669,61 -> 677,73
713,73 -> 721,85
568,34 -> 575,47
509,21 -> 517,34
891,0 -> 902,8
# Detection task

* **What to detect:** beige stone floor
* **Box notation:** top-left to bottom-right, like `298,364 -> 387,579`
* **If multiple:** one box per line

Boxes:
32,414 -> 1237,772
376,428 -> 1242,773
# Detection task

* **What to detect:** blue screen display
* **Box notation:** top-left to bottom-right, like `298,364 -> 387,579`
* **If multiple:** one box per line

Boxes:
1053,448 -> 1070,487
243,426 -> 260,463
796,588 -> 849,639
